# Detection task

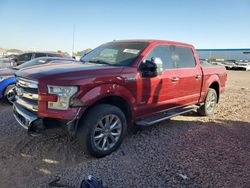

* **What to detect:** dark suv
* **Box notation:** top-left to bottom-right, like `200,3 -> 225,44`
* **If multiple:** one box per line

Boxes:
13,52 -> 64,66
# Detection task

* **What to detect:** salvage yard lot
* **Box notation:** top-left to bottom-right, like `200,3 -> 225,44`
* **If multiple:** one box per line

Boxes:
0,71 -> 249,187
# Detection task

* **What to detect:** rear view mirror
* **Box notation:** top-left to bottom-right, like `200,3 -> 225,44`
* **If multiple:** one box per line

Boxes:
151,57 -> 163,75
140,57 -> 163,77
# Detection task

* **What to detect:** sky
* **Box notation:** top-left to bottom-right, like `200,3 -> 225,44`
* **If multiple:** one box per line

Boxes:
0,0 -> 250,53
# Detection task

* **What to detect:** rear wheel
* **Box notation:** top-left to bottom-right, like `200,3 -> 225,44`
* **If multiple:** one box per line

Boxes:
198,88 -> 217,116
77,104 -> 127,158
4,85 -> 15,104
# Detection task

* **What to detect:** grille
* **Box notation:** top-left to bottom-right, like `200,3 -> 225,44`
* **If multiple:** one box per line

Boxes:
16,77 -> 39,112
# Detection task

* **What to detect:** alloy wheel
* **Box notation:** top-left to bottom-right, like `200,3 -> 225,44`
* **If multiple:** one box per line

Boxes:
7,88 -> 15,103
206,92 -> 216,113
92,114 -> 122,152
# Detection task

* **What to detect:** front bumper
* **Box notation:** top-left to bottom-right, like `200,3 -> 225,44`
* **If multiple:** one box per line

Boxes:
13,102 -> 38,130
13,102 -> 83,138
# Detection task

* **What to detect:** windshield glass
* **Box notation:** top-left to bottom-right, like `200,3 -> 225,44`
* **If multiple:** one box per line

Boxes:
15,58 -> 49,69
80,41 -> 148,66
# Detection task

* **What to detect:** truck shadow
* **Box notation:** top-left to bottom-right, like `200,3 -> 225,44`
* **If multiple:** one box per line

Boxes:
1,105 -> 250,187
43,119 -> 250,187
0,99 -> 11,107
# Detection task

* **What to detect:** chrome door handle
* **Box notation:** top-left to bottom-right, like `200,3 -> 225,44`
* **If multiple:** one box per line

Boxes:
171,77 -> 180,82
196,74 -> 202,79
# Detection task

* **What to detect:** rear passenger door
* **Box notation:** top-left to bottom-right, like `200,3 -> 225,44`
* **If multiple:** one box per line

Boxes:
172,46 -> 203,106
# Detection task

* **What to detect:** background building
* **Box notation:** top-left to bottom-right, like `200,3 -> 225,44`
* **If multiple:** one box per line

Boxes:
197,49 -> 250,61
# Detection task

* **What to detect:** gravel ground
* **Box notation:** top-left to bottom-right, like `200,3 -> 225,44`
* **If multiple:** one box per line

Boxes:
0,71 -> 250,188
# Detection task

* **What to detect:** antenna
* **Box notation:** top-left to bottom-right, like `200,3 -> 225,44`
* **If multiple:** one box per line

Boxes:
72,24 -> 75,57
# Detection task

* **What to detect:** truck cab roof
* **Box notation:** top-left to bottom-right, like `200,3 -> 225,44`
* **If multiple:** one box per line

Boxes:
113,39 -> 194,48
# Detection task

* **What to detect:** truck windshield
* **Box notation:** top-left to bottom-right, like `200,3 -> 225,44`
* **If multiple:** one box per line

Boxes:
80,41 -> 148,66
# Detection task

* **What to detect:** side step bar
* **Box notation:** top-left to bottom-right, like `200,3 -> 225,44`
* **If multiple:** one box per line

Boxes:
136,106 -> 198,126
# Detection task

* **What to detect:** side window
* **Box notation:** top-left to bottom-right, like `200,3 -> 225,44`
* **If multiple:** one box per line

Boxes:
48,54 -> 57,57
35,53 -> 47,58
17,54 -> 25,61
173,47 -> 196,68
19,53 -> 32,61
146,45 -> 174,69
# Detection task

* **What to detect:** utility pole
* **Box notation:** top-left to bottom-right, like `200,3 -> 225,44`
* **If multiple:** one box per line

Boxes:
72,24 -> 75,57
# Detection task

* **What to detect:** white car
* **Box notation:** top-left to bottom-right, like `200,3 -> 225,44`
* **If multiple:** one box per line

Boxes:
235,61 -> 250,71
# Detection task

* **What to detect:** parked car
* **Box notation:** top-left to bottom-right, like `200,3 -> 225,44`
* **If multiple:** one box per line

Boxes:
234,61 -> 250,71
13,40 -> 227,157
0,57 -> 75,103
222,61 -> 236,70
0,58 -> 13,68
12,52 -> 65,66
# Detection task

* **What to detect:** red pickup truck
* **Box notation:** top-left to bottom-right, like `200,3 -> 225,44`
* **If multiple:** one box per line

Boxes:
13,40 -> 227,157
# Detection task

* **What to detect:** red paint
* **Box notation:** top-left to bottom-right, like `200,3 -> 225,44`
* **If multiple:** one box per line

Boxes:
39,94 -> 57,102
16,40 -> 227,121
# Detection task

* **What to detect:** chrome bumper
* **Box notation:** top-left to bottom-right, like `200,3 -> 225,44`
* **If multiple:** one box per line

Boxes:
13,102 -> 38,129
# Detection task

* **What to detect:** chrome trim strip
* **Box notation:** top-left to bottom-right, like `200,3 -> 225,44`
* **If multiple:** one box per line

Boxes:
16,81 -> 38,89
16,86 -> 39,100
13,103 -> 38,129
17,77 -> 38,84
16,96 -> 38,112
16,77 -> 38,89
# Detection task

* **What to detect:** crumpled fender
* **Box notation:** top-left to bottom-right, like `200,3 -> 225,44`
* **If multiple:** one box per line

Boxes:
79,84 -> 136,117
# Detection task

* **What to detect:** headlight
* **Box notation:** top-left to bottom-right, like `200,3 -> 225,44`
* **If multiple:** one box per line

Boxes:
47,85 -> 78,110
0,75 -> 13,82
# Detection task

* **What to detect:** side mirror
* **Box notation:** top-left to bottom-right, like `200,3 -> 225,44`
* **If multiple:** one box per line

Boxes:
140,57 -> 163,77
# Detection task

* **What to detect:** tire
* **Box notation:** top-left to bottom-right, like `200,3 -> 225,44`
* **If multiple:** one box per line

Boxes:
77,104 -> 127,158
3,84 -> 15,104
198,88 -> 217,116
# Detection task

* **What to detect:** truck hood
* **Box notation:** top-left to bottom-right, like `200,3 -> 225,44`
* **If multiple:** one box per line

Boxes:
0,68 -> 16,76
16,62 -> 124,81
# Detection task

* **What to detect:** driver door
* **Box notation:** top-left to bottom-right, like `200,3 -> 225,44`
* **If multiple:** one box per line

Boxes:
136,45 -> 180,118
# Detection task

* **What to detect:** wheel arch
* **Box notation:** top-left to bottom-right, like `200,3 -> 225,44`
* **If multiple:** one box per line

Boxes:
78,84 -> 136,126
83,95 -> 133,123
1,77 -> 16,98
208,81 -> 220,103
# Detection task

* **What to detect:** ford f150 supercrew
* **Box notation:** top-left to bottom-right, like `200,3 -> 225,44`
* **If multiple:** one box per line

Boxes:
13,40 -> 227,157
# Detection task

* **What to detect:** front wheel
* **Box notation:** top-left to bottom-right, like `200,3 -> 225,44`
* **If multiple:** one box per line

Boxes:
198,88 -> 217,116
77,104 -> 127,158
4,84 -> 16,104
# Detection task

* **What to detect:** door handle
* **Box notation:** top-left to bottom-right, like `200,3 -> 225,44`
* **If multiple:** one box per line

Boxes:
171,77 -> 180,82
196,74 -> 202,79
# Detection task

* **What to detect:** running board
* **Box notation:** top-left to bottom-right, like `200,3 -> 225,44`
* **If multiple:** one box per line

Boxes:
136,106 -> 197,126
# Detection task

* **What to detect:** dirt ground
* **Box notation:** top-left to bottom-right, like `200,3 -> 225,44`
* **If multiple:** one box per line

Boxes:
0,71 -> 249,188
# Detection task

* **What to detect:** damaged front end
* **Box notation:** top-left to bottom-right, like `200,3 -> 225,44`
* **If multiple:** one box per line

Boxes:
13,102 -> 82,138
